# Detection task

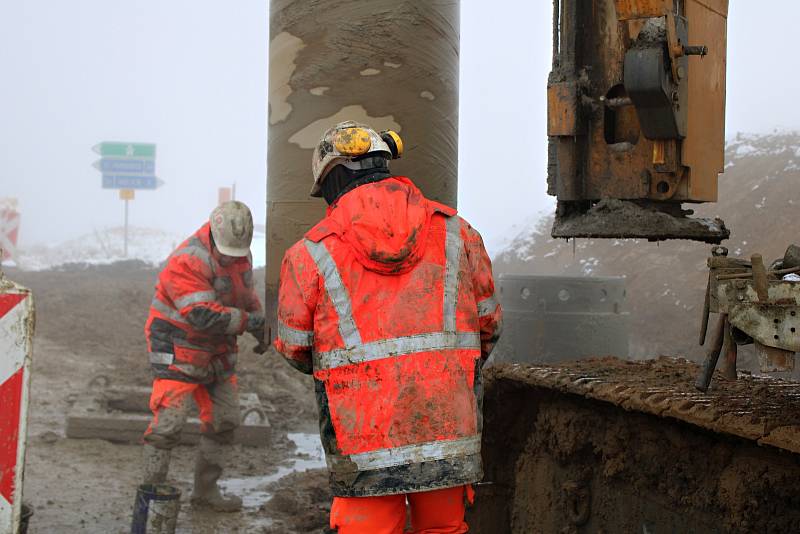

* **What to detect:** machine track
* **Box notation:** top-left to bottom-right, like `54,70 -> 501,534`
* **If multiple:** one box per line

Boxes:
468,357 -> 800,533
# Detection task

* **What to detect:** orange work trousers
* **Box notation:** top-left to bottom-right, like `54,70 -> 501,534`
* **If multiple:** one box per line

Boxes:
330,485 -> 474,534
143,375 -> 239,449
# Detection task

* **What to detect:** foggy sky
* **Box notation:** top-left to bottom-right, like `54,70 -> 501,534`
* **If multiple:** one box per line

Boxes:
2,1 -> 799,253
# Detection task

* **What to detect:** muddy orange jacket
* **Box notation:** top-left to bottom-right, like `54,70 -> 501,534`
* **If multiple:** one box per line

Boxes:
275,177 -> 503,497
145,223 -> 261,383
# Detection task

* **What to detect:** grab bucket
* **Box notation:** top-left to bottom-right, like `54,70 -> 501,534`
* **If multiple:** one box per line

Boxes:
131,484 -> 181,534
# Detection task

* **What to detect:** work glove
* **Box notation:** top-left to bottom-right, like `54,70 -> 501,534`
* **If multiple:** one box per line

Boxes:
246,312 -> 269,354
246,312 -> 265,334
253,335 -> 270,355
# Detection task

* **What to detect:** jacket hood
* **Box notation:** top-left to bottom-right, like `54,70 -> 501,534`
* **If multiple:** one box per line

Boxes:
310,177 -> 454,275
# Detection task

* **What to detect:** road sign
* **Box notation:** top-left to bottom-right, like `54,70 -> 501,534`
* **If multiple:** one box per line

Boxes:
0,208 -> 19,263
0,280 -> 34,534
102,175 -> 164,190
92,142 -> 160,259
92,142 -> 156,158
93,158 -> 155,174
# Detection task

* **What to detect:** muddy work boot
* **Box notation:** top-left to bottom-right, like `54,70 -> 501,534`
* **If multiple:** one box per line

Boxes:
142,444 -> 171,485
190,437 -> 242,512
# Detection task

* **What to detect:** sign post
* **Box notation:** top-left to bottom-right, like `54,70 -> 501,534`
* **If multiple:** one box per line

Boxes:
119,190 -> 135,257
92,142 -> 163,257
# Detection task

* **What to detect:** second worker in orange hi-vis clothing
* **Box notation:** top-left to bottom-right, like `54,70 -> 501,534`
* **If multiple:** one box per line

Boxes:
141,201 -> 266,512
274,121 -> 503,533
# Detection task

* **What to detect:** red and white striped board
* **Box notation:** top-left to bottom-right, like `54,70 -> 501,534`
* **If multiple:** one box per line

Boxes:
0,208 -> 20,263
0,276 -> 34,534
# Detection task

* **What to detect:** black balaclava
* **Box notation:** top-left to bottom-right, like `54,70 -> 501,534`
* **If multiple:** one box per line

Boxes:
320,155 -> 391,206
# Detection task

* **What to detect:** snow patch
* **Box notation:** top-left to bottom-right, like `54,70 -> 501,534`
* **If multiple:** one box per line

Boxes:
727,131 -> 800,161
734,144 -> 757,157
14,226 -> 267,271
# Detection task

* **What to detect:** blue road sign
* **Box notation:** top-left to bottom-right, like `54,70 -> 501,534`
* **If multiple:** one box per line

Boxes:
102,174 -> 160,189
94,158 -> 155,174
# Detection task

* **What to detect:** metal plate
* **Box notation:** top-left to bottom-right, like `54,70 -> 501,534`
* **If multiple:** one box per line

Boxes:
66,386 -> 271,447
492,275 -> 630,364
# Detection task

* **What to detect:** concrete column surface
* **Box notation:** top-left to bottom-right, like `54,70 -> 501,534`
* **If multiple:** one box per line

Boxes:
266,0 -> 460,307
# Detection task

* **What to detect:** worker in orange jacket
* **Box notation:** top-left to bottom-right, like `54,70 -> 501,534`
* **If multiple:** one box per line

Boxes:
142,201 -> 265,512
275,121 -> 503,533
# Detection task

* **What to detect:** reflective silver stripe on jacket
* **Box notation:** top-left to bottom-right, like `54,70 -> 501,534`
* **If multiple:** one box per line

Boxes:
305,239 -> 362,347
477,294 -> 499,317
171,242 -> 212,267
443,216 -> 462,332
149,352 -> 174,365
278,321 -> 314,347
224,308 -> 243,334
171,362 -> 210,380
314,332 -> 480,370
330,435 -> 482,473
173,290 -> 217,310
151,297 -> 188,325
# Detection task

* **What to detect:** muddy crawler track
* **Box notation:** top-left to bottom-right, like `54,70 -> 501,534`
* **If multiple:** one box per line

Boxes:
468,357 -> 800,533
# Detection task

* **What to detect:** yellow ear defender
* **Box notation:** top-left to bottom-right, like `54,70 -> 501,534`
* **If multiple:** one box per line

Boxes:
380,130 -> 404,159
333,127 -> 373,156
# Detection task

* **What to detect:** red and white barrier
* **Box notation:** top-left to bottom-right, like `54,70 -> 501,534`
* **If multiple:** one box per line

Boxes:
0,276 -> 34,534
0,203 -> 19,264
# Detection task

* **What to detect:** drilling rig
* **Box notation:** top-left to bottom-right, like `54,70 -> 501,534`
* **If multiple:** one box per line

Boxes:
267,1 -> 800,531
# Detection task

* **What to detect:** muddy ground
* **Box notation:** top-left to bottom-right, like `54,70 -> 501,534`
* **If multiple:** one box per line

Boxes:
9,261 -> 800,533
8,263 -> 332,533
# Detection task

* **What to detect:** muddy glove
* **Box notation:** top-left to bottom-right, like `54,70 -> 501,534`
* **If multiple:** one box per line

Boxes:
246,312 -> 265,334
246,313 -> 269,354
252,332 -> 270,354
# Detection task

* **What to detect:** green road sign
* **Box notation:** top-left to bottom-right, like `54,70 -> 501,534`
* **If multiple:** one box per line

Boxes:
92,142 -> 156,158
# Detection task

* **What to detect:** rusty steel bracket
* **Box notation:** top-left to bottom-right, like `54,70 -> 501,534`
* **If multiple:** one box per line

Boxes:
548,82 -> 582,137
665,11 -> 683,82
702,248 -> 800,380
549,0 -> 728,243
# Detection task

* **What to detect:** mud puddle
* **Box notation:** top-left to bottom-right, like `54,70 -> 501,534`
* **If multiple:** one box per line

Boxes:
221,432 -> 326,509
8,264 -> 326,532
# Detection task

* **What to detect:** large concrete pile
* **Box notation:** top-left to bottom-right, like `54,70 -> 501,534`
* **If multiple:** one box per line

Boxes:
266,0 -> 460,311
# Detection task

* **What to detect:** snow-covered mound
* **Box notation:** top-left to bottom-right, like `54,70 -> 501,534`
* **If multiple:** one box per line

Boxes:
12,226 -> 267,271
727,131 -> 800,167
14,227 -> 184,271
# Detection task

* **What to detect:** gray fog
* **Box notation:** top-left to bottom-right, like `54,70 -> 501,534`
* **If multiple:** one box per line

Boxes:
1,1 -> 798,252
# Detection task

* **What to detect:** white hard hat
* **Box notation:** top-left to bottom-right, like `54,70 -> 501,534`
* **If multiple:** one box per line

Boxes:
209,201 -> 253,257
310,121 -> 404,197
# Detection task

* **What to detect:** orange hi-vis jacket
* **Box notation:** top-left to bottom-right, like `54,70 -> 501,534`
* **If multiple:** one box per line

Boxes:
275,177 -> 503,497
145,223 -> 262,383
